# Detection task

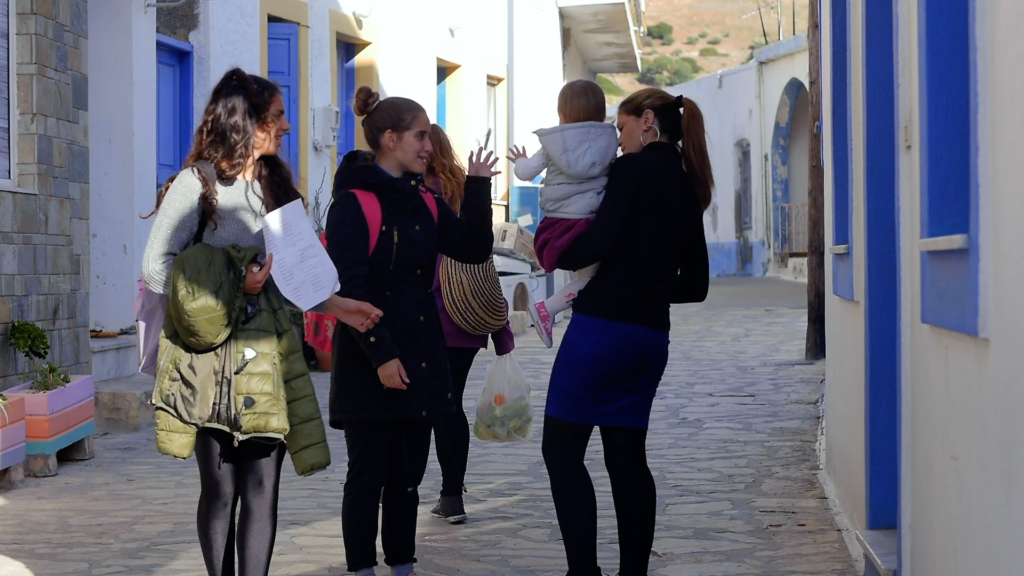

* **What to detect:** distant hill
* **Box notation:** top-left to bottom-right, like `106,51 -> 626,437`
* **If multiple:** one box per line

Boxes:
601,0 -> 809,103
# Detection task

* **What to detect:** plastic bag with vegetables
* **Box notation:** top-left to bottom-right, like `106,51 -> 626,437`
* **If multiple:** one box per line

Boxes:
473,353 -> 534,443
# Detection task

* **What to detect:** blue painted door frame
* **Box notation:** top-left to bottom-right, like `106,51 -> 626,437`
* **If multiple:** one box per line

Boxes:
863,0 -> 900,544
156,35 -> 193,189
437,67 -> 448,129
337,41 -> 357,161
770,78 -> 808,256
267,22 -> 300,183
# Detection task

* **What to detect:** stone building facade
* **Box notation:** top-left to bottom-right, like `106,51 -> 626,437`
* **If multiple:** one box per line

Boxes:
0,0 -> 90,390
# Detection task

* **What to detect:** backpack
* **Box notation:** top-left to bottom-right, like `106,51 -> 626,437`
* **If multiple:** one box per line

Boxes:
350,186 -> 438,254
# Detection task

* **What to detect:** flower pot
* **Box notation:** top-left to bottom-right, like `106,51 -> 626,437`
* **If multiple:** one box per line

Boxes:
7,375 -> 95,458
0,396 -> 26,472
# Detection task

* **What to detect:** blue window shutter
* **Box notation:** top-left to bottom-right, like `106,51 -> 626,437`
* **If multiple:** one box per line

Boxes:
337,41 -> 357,160
437,67 -> 447,130
268,22 -> 301,184
831,0 -> 854,300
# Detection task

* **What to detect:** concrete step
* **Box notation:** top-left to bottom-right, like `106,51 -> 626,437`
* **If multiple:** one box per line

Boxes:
94,373 -> 155,434
90,336 -> 138,383
856,529 -> 898,576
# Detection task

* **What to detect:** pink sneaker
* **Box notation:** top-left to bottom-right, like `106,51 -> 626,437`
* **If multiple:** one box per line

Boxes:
529,300 -> 554,349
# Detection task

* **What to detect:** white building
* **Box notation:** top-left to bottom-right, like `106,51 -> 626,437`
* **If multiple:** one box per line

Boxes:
820,0 -> 1024,575
608,36 -> 810,278
85,0 -> 644,381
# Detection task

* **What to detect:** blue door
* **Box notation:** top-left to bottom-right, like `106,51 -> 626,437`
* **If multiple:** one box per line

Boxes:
156,35 -> 193,189
267,22 -> 300,183
337,41 -> 357,160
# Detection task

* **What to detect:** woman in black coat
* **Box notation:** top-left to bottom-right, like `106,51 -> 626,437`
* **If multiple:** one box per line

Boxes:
324,86 -> 498,576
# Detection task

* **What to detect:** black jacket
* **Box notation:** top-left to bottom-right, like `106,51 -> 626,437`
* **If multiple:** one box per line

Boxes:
558,141 -> 709,331
325,151 -> 493,426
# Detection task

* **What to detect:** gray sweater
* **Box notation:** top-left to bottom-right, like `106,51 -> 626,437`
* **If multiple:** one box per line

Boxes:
142,168 -> 267,295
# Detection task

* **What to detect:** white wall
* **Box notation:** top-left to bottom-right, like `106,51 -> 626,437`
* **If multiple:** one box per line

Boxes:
88,0 -> 156,332
509,0 -> 563,184
190,0 -> 261,131
663,65 -> 761,246
822,0 -> 868,531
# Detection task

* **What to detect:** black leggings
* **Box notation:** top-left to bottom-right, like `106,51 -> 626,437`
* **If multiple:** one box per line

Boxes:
541,415 -> 656,576
194,428 -> 287,576
431,347 -> 480,497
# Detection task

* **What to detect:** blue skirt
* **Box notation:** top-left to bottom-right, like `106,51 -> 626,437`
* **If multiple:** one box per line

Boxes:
545,313 -> 669,429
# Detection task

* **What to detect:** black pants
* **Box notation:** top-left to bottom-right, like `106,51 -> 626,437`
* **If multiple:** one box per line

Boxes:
342,419 -> 433,572
431,347 -> 480,497
194,428 -> 287,576
541,415 -> 656,576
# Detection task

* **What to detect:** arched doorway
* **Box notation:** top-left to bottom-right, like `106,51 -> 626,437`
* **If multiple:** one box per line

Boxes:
770,78 -> 810,264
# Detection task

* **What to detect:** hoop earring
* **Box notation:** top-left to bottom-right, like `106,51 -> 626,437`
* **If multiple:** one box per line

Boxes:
640,125 -> 661,146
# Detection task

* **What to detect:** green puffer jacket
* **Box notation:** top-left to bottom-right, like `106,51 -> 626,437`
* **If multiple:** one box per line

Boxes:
152,243 -> 331,476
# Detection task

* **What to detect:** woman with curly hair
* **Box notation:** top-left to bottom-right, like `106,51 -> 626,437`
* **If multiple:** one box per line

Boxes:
142,68 -> 380,576
425,124 -> 515,524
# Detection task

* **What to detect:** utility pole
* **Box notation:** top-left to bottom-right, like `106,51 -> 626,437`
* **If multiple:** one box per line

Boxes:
806,0 -> 826,360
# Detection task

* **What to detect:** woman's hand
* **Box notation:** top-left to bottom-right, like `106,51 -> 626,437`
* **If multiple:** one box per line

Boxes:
506,145 -> 528,164
324,294 -> 382,333
244,254 -> 273,295
468,147 -> 501,178
377,358 -> 409,390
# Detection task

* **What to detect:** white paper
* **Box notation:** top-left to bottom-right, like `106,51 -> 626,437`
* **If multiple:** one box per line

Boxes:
262,198 -> 340,311
516,213 -> 534,228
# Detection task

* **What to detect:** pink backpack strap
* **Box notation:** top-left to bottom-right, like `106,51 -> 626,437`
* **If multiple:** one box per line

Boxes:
419,186 -> 439,223
350,189 -> 383,254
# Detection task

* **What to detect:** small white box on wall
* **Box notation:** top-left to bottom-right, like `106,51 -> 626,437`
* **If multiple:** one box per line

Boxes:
313,106 -> 341,151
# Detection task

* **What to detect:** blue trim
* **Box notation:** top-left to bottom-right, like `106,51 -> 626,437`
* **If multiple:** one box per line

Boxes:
863,0 -> 899,532
918,0 -> 979,335
155,35 -> 193,188
770,78 -> 807,255
25,420 -> 94,456
437,67 -> 448,130
831,0 -> 854,300
337,41 -> 357,159
267,22 -> 301,184
706,241 -> 769,277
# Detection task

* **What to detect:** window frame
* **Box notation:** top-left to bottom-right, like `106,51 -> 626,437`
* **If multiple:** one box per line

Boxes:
830,0 -> 855,300
917,0 -> 980,336
0,2 -> 22,193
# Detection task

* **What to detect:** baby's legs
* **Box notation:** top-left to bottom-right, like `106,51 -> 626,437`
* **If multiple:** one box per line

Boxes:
544,264 -> 599,315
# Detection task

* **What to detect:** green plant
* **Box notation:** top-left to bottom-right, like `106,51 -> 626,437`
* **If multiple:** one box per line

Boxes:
646,22 -> 673,40
707,36 -> 722,45
642,36 -> 654,47
662,35 -> 675,46
685,35 -> 699,45
672,48 -> 683,56
699,30 -> 709,38
700,47 -> 726,57
596,75 -> 625,97
637,55 -> 698,87
8,320 -> 70,393
723,31 -> 731,38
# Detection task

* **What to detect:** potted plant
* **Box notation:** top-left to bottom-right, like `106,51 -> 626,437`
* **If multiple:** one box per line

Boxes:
0,392 -> 27,474
6,320 -> 95,461
304,170 -> 335,372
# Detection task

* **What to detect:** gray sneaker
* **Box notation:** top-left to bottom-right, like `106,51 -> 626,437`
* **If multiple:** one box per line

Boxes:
429,495 -> 468,524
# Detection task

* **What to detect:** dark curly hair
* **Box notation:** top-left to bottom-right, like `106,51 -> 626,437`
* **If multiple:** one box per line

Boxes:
145,68 -> 303,226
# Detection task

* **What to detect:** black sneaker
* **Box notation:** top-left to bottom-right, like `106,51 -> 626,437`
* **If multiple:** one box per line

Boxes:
430,495 -> 468,524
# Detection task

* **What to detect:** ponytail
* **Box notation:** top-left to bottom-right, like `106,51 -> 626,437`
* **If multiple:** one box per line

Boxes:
619,88 -> 715,212
680,97 -> 713,211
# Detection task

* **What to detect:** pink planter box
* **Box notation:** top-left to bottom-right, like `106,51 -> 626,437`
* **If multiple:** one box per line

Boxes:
0,421 -> 26,451
0,396 -> 26,427
6,375 -> 94,416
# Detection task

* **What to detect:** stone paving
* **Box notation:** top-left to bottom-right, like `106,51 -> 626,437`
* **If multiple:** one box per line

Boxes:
0,278 -> 855,576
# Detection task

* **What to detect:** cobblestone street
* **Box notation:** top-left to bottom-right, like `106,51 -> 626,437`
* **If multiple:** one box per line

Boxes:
0,278 -> 855,576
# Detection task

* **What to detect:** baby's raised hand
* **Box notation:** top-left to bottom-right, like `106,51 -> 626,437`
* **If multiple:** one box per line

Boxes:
507,145 -> 528,163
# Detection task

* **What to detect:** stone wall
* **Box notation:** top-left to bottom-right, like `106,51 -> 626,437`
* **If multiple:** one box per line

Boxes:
0,0 -> 90,390
156,0 -> 198,43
